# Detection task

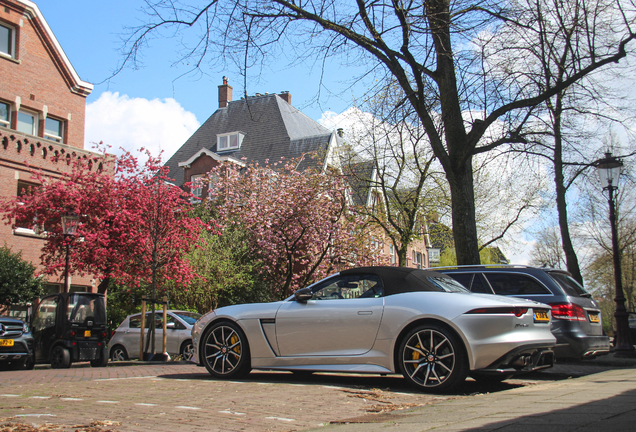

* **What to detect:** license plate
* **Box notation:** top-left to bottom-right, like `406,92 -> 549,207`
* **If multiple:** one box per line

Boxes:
534,310 -> 550,322
0,339 -> 14,347
84,330 -> 91,338
589,313 -> 600,323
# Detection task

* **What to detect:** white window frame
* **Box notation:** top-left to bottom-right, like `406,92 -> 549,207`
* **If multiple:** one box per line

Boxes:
217,131 -> 244,151
44,116 -> 64,142
0,22 -> 15,58
0,100 -> 9,128
390,245 -> 396,264
17,109 -> 37,136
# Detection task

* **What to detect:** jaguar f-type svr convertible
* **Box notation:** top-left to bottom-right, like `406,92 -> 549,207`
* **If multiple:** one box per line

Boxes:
192,267 -> 556,391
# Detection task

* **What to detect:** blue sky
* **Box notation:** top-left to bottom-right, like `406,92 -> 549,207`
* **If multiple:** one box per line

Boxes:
35,0 -> 367,129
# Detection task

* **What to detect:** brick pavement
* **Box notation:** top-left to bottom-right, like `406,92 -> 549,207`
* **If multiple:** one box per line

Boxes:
0,360 -> 626,432
0,363 -> 460,431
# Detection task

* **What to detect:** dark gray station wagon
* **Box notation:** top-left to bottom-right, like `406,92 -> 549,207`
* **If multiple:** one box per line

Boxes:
435,265 -> 610,359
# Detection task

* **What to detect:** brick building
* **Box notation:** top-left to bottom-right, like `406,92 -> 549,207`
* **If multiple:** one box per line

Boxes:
1,0 -> 98,302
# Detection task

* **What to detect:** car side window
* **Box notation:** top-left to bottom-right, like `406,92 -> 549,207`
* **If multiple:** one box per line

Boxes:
447,273 -> 473,289
129,315 -> 141,329
470,274 -> 494,294
312,275 -> 383,300
32,297 -> 58,331
484,273 -> 551,295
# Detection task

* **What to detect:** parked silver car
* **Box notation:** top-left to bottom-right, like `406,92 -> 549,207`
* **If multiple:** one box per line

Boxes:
192,267 -> 556,392
109,310 -> 201,361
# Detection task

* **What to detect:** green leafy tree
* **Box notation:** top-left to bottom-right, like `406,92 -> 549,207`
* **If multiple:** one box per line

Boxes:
0,245 -> 44,306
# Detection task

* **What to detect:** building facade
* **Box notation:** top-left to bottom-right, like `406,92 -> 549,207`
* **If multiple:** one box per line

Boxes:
166,77 -> 429,268
1,0 -> 98,300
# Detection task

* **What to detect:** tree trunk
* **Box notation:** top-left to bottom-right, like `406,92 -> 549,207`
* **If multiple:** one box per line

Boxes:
552,98 -> 583,284
446,157 -> 481,265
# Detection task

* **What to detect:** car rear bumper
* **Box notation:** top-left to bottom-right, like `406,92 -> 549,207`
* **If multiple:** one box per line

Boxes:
554,333 -> 610,358
473,344 -> 555,375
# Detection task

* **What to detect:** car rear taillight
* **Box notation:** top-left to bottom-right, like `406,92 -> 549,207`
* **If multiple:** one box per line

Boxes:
467,307 -> 529,317
110,330 -> 116,338
550,303 -> 587,321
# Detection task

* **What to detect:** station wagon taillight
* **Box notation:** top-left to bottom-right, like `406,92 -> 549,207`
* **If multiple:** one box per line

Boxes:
550,303 -> 587,321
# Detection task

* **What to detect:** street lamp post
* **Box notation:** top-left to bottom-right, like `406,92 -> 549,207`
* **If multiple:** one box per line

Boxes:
61,212 -> 80,293
595,152 -> 634,356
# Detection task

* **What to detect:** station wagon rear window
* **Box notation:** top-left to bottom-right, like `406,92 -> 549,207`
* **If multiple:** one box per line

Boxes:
484,273 -> 551,295
549,272 -> 590,297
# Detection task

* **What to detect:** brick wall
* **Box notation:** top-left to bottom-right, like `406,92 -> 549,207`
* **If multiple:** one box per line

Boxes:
0,128 -> 100,290
0,0 -> 95,294
0,0 -> 90,148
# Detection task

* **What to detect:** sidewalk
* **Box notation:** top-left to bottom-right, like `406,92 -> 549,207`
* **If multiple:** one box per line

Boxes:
311,353 -> 636,431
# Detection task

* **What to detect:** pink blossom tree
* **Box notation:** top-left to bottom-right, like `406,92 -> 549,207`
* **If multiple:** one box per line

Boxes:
204,156 -> 387,299
1,147 -> 207,296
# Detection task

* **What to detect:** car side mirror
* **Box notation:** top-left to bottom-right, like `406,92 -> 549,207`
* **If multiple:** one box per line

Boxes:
294,287 -> 313,303
166,322 -> 176,329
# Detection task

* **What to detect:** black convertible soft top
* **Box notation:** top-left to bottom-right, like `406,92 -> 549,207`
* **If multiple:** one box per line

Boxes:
339,266 -> 468,297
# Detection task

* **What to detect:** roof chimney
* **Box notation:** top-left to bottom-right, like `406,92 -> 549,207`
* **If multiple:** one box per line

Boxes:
279,91 -> 291,105
218,76 -> 233,108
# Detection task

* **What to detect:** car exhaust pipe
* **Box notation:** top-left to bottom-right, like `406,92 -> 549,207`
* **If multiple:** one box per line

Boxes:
511,355 -> 532,368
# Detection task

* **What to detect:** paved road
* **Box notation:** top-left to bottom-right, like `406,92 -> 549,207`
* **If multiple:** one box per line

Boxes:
0,359 -> 633,431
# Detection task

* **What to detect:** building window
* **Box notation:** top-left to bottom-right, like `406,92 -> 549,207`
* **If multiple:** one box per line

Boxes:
44,117 -> 64,142
16,180 -> 40,230
389,245 -> 396,264
0,101 -> 9,128
190,174 -> 204,199
17,110 -> 37,136
0,22 -> 15,58
217,132 -> 244,151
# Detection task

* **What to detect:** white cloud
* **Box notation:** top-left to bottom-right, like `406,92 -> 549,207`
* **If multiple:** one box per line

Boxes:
85,91 -> 200,163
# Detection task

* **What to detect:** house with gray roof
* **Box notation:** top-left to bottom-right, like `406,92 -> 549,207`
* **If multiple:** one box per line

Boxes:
164,77 -> 342,194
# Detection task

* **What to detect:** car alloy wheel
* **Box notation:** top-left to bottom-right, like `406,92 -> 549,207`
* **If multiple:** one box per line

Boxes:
202,322 -> 251,379
110,346 -> 128,362
399,324 -> 467,391
181,341 -> 194,361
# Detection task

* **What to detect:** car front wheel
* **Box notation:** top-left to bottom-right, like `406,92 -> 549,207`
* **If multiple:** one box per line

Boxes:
201,321 -> 251,379
398,324 -> 467,392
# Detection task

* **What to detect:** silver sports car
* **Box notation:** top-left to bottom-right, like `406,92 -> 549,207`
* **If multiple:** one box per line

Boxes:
192,267 -> 556,391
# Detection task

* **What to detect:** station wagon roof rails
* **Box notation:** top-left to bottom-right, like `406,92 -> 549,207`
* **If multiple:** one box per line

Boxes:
426,264 -> 554,271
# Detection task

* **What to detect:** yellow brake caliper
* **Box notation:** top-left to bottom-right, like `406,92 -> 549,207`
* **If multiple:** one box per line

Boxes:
230,334 -> 241,355
412,343 -> 421,360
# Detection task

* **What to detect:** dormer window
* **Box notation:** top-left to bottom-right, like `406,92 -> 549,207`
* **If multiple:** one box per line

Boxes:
217,131 -> 244,151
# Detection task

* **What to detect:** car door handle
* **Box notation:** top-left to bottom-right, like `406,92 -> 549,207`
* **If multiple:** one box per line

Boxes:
358,311 -> 373,315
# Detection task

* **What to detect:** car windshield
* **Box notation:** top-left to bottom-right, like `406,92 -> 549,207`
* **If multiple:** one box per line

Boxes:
427,276 -> 471,293
549,272 -> 590,297
173,312 -> 202,325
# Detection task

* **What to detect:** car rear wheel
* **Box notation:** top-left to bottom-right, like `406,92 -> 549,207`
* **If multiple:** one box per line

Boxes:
90,347 -> 109,367
110,345 -> 128,362
51,346 -> 71,369
398,324 -> 468,392
201,321 -> 251,379
180,340 -> 194,361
